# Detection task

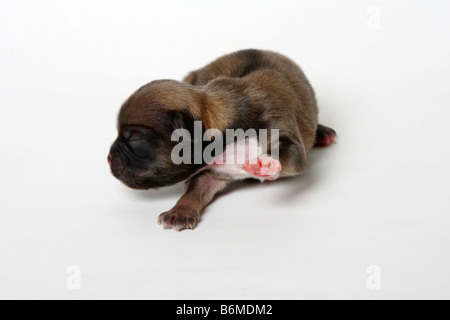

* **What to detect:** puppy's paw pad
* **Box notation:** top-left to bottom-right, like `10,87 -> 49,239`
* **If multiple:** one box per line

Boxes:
314,126 -> 337,147
315,134 -> 337,147
158,207 -> 199,231
243,155 -> 281,180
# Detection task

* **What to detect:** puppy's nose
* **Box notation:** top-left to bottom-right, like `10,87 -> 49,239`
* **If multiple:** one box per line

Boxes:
107,154 -> 113,165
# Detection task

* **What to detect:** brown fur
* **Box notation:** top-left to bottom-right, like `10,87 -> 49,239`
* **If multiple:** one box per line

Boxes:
183,49 -> 318,152
109,49 -> 334,231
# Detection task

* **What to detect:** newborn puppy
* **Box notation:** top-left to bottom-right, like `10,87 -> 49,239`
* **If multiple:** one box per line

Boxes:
108,49 -> 336,231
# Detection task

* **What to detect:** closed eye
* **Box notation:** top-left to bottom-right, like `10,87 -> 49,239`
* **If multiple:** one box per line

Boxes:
129,131 -> 144,142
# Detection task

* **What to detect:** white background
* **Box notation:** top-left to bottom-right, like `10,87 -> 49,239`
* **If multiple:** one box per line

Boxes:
1,0 -> 449,300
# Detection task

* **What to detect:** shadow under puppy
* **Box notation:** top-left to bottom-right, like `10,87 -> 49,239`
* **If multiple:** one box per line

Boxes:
108,49 -> 336,231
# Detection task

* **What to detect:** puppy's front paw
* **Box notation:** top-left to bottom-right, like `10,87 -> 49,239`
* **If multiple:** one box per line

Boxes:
157,207 -> 200,231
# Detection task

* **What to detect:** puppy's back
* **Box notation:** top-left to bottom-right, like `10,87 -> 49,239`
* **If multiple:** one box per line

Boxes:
184,49 -> 318,150
184,49 -> 311,93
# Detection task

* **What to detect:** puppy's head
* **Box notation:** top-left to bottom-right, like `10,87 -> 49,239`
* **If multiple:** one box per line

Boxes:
108,80 -> 204,189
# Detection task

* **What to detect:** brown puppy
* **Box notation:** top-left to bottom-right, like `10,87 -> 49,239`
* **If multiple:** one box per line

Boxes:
108,49 -> 336,231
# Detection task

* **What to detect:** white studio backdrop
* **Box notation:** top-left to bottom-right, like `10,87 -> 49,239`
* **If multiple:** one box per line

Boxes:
0,0 -> 449,299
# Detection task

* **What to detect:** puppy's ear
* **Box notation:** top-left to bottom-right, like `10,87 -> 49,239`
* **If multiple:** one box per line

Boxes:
170,111 -> 196,135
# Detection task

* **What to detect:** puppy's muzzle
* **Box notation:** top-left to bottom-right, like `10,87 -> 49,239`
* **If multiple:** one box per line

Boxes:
107,152 -> 126,177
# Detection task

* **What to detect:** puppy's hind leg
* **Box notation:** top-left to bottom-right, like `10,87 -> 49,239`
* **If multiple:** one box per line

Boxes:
244,134 -> 309,179
158,171 -> 231,231
314,124 -> 337,148
278,136 -> 309,178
